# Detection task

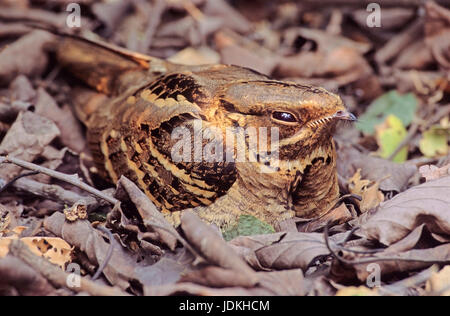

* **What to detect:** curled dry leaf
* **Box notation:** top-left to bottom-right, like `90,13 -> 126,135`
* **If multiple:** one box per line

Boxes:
8,75 -> 36,103
0,111 -> 60,180
357,176 -> 450,246
0,30 -> 55,85
63,201 -> 88,222
215,30 -> 279,75
230,231 -> 344,271
338,243 -> 450,282
335,286 -> 378,296
115,176 -> 178,251
425,1 -> 450,69
35,88 -> 86,153
419,163 -> 450,181
44,212 -> 139,290
146,267 -> 307,296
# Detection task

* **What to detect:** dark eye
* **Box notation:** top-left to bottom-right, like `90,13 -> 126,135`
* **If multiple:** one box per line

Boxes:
272,111 -> 298,123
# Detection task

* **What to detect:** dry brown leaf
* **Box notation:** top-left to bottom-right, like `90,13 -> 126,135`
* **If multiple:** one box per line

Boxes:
342,243 -> 450,282
180,265 -> 256,288
167,47 -> 220,65
298,203 -> 353,233
8,75 -> 35,103
0,255 -> 56,296
357,176 -> 450,246
425,1 -> 450,69
0,236 -> 72,268
116,176 -> 178,251
145,281 -> 272,296
0,111 -> 60,180
181,210 -> 257,282
215,30 -> 279,75
230,231 -> 344,271
35,88 -> 86,153
419,163 -> 450,181
337,146 -> 417,192
203,0 -> 252,34
44,212 -> 141,290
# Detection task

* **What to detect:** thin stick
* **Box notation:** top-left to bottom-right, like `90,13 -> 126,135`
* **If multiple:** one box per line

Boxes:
0,156 -> 119,205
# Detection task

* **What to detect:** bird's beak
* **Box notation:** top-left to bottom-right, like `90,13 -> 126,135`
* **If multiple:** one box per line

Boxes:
334,110 -> 357,121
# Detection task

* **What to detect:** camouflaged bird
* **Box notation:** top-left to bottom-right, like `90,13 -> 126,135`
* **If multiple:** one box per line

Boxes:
57,36 -> 356,229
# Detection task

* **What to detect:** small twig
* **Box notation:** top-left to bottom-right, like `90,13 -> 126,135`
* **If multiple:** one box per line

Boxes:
92,226 -> 115,281
0,171 -> 39,194
0,156 -> 119,205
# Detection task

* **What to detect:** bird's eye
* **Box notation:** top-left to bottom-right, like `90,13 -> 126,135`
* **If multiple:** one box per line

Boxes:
271,111 -> 298,123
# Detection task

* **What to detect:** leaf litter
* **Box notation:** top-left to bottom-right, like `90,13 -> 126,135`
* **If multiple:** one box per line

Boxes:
0,0 -> 449,296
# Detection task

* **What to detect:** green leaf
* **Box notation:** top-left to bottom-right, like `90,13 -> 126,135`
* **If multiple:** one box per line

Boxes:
356,90 -> 418,135
375,114 -> 408,163
222,215 -> 275,241
419,126 -> 449,157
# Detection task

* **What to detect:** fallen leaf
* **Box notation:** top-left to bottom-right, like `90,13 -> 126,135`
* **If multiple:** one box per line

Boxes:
375,114 -> 408,162
337,146 -> 417,192
426,265 -> 450,296
356,90 -> 418,135
357,176 -> 450,245
340,243 -> 450,282
181,210 -> 257,282
425,1 -> 450,69
44,212 -> 152,291
167,47 -> 220,65
230,231 -> 345,271
0,111 -> 60,180
0,255 -> 56,296
0,30 -> 55,85
335,286 -> 378,296
419,125 -> 449,158
35,88 -> 86,153
0,236 -> 72,269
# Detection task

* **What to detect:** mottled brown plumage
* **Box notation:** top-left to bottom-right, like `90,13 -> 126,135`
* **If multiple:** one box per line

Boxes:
57,37 -> 355,229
